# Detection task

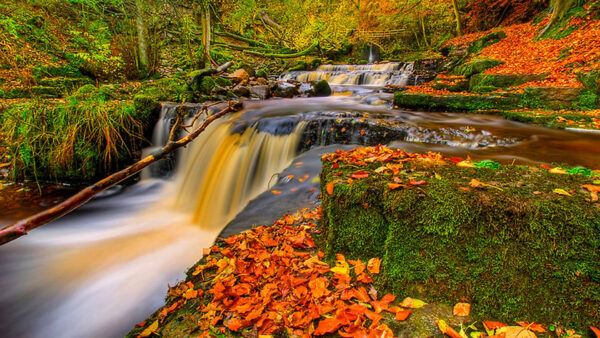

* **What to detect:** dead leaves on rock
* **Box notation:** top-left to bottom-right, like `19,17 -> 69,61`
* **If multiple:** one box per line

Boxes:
144,208 -> 425,337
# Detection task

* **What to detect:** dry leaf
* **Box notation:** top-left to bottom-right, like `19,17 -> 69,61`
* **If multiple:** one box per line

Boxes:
399,297 -> 426,308
453,302 -> 471,317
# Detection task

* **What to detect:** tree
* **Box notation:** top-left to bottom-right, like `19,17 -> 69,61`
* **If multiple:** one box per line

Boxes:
451,0 -> 463,36
135,0 -> 149,75
539,0 -> 576,36
200,0 -> 212,67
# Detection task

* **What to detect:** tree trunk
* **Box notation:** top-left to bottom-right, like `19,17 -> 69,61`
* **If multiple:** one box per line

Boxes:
201,1 -> 211,67
420,16 -> 430,48
538,0 -> 575,37
0,101 -> 242,246
135,0 -> 149,73
451,0 -> 463,36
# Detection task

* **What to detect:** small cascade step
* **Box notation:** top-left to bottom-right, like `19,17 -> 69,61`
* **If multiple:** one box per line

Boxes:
279,62 -> 416,86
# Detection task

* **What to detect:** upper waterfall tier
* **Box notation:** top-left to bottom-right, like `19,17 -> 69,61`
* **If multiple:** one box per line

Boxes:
278,62 -> 415,86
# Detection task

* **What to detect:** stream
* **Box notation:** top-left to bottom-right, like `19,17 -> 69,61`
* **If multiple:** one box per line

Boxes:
1,63 -> 600,338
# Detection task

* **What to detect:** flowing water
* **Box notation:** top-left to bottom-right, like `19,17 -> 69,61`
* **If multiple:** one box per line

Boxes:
2,64 -> 600,338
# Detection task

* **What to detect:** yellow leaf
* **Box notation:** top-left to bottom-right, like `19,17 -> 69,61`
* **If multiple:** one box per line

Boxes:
375,166 -> 387,174
330,259 -> 349,275
549,167 -> 567,174
457,161 -> 475,168
399,297 -> 426,308
138,320 -> 158,338
553,188 -> 572,196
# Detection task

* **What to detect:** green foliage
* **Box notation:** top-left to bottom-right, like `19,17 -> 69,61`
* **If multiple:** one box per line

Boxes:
572,90 -> 599,111
0,87 -> 147,182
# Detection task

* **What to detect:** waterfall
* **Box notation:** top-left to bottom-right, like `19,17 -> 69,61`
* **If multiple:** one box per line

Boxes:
279,62 -> 414,86
167,116 -> 306,230
368,45 -> 376,63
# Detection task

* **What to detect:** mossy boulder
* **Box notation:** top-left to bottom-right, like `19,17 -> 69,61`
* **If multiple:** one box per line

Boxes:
320,148 -> 600,329
0,86 -> 62,99
195,76 -> 232,96
255,68 -> 268,79
453,59 -> 504,78
469,73 -> 548,92
467,31 -> 507,54
136,77 -> 193,102
524,86 -> 587,110
394,92 -> 521,111
312,80 -> 332,97
431,78 -> 470,92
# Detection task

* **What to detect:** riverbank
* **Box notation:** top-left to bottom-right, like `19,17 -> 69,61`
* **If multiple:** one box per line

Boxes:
129,146 -> 600,337
393,4 -> 600,131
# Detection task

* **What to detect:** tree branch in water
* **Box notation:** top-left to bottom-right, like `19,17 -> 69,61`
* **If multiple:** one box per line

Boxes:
0,100 -> 243,246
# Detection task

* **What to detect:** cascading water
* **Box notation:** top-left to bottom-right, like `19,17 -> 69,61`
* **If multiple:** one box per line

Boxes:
279,62 -> 415,86
2,68 -> 600,338
170,117 -> 306,230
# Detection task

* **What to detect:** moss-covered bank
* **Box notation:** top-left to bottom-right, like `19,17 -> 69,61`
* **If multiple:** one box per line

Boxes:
320,147 -> 600,329
0,85 -> 155,183
394,91 -> 600,129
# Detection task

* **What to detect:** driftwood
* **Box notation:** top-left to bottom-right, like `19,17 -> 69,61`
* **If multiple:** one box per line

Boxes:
0,101 -> 243,246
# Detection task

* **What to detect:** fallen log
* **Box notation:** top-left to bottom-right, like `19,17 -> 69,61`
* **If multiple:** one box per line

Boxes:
213,41 -> 296,55
242,40 -> 319,58
214,30 -> 274,49
0,101 -> 243,246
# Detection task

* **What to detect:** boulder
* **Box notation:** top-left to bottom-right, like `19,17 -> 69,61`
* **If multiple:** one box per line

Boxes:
249,85 -> 271,100
233,85 -> 250,98
275,82 -> 299,98
256,77 -> 268,86
524,86 -> 586,109
453,59 -> 504,78
312,80 -> 332,97
469,73 -> 548,91
230,68 -> 249,83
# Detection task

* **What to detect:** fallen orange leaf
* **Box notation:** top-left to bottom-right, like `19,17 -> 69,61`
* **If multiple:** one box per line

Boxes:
395,309 -> 411,321
367,257 -> 381,274
326,182 -> 334,195
516,321 -> 546,333
453,302 -> 471,317
591,326 -> 600,338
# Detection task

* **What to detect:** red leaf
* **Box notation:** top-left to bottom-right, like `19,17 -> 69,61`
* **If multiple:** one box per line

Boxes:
483,321 -> 508,329
351,171 -> 369,179
395,310 -> 411,321
313,318 -> 342,335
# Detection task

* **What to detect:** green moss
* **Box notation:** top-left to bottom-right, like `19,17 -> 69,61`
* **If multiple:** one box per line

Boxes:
572,89 -> 599,111
394,92 -> 522,112
32,65 -> 83,80
136,77 -> 193,102
321,159 -> 600,329
469,73 -> 548,91
1,87 -> 148,183
312,80 -> 332,97
467,31 -> 507,54
453,59 -> 504,78
256,69 -> 268,79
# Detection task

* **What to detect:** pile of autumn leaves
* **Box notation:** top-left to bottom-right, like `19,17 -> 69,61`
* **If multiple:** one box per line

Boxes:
158,208 -> 420,337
